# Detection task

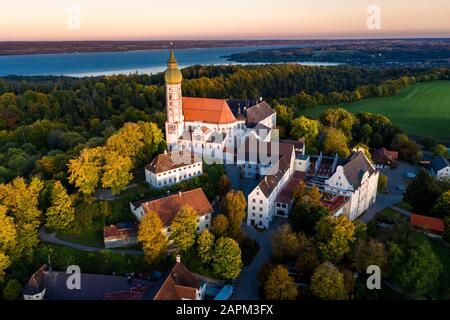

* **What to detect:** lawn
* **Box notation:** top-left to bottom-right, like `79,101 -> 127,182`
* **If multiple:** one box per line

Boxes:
301,81 -> 450,143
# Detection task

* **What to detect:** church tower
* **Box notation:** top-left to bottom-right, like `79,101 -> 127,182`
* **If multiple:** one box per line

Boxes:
164,45 -> 184,150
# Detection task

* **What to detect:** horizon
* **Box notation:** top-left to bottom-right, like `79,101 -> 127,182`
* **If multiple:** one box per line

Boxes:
1,0 -> 450,41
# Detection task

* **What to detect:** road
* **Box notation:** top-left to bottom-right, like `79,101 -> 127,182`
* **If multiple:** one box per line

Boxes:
39,228 -> 144,255
232,218 -> 285,300
359,160 -> 418,223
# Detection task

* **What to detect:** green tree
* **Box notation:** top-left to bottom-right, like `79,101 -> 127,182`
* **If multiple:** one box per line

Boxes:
390,133 -> 422,163
433,190 -> 450,218
404,169 -> 446,216
212,214 -> 229,238
315,215 -> 356,263
289,186 -> 329,234
377,174 -> 388,192
222,191 -> 246,239
387,237 -> 442,297
264,265 -> 298,300
197,229 -> 215,264
433,144 -> 449,158
138,210 -> 168,265
310,262 -> 347,300
170,205 -> 198,252
290,116 -> 320,147
2,279 -> 21,300
211,237 -> 242,280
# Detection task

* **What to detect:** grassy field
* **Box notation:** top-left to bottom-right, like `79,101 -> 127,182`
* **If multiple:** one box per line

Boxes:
301,81 -> 450,143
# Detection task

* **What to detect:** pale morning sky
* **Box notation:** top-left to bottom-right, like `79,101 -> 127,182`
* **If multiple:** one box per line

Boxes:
1,0 -> 450,41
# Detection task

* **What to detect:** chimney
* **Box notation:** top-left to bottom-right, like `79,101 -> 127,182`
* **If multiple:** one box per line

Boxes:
164,150 -> 167,154
176,255 -> 181,263
259,97 -> 263,102
178,191 -> 182,197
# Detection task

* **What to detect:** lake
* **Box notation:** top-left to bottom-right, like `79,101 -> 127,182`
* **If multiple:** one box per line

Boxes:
0,45 -> 339,77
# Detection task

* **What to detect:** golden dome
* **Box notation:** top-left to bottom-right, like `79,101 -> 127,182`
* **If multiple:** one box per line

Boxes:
164,47 -> 183,85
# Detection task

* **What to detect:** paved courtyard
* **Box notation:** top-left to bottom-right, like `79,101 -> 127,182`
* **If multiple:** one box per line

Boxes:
359,160 -> 419,223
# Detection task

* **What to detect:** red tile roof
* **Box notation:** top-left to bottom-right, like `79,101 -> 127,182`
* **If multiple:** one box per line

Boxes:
145,151 -> 200,174
182,97 -> 237,124
276,171 -> 306,204
103,223 -> 138,240
410,214 -> 445,233
154,262 -> 201,300
139,188 -> 213,227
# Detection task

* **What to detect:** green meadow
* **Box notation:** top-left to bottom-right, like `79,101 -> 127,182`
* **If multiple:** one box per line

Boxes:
301,81 -> 450,143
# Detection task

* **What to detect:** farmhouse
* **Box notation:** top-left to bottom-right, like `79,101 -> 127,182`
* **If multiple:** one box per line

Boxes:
130,188 -> 213,236
145,150 -> 202,188
153,257 -> 206,300
103,222 -> 139,249
430,155 -> 450,181
23,265 -> 153,300
371,147 -> 398,169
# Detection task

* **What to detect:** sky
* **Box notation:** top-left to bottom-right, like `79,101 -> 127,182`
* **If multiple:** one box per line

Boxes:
1,0 -> 450,41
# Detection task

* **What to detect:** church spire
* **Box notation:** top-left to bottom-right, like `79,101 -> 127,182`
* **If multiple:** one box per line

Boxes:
164,43 -> 183,84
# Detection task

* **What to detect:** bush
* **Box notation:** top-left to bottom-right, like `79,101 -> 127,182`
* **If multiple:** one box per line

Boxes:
2,279 -> 22,300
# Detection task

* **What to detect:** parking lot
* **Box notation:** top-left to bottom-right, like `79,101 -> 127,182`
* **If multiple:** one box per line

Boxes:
359,160 -> 420,223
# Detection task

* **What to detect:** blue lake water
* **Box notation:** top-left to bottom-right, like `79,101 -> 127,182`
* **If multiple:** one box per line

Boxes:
0,45 -> 339,77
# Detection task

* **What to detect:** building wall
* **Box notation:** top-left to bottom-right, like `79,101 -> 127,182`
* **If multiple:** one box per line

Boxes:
324,168 -> 379,221
145,162 -> 203,188
436,167 -> 450,181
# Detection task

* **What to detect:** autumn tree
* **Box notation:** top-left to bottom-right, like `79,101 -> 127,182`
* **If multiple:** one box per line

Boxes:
211,237 -> 242,280
290,186 -> 329,235
295,233 -> 320,279
271,224 -> 300,261
68,147 -> 103,196
217,175 -> 231,198
377,174 -> 388,192
101,151 -> 133,195
197,229 -> 215,264
310,262 -> 347,300
264,265 -> 298,300
212,214 -> 229,238
318,127 -> 350,158
222,191 -> 246,239
0,177 -> 43,259
349,239 -> 387,273
433,144 -> 449,158
390,133 -> 422,163
433,190 -> 450,218
138,210 -> 168,265
290,116 -> 320,149
170,205 -> 198,252
0,252 -> 11,282
45,181 -> 75,232
315,215 -> 356,263
319,108 -> 355,137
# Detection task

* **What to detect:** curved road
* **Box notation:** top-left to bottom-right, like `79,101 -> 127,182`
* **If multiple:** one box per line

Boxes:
39,228 -> 144,255
232,219 -> 283,300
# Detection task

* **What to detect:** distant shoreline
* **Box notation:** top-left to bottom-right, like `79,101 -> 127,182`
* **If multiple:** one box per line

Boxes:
1,38 -> 449,56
